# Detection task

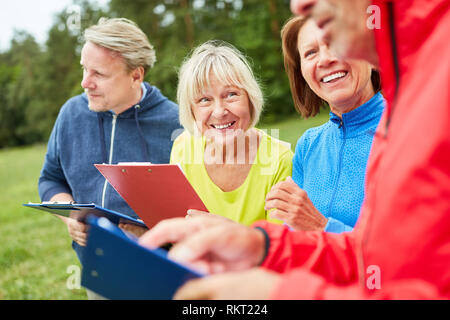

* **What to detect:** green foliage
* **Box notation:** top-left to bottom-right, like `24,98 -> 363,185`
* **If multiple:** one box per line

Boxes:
0,60 -> 21,147
0,0 -> 296,149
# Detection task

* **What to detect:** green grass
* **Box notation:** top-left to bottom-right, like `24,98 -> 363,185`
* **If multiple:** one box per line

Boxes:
0,113 -> 328,300
259,111 -> 329,149
0,144 -> 87,300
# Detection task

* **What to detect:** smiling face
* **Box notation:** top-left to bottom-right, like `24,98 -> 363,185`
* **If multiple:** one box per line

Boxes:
80,41 -> 143,114
313,0 -> 378,66
192,73 -> 252,144
298,19 -> 374,113
291,0 -> 378,66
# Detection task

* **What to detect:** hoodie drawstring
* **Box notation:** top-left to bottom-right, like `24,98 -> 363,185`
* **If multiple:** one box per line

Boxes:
97,103 -> 151,164
97,113 -> 108,164
134,105 -> 151,162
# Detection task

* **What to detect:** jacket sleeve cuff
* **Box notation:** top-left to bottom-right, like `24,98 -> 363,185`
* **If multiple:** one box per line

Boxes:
251,221 -> 292,272
40,185 -> 72,202
324,217 -> 354,233
253,226 -> 270,266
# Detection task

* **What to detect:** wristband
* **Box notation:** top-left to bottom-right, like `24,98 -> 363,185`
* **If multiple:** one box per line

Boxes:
254,226 -> 270,266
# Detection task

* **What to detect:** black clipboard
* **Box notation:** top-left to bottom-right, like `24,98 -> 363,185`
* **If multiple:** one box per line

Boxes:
23,202 -> 146,227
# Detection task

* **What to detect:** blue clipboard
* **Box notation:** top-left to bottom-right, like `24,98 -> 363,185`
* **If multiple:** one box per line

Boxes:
23,203 -> 145,227
81,216 -> 204,300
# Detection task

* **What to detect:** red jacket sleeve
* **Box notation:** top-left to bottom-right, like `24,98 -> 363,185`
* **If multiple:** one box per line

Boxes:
270,268 -> 443,299
253,222 -> 445,299
252,221 -> 358,285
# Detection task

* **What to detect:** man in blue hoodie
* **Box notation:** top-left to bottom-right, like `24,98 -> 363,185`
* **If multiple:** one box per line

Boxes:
38,18 -> 181,269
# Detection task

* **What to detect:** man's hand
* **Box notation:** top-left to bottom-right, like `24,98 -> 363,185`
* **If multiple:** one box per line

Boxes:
139,215 -> 228,248
49,193 -> 89,246
63,217 -> 88,247
265,176 -> 328,231
118,223 -> 148,238
139,215 -> 266,274
186,209 -> 233,223
174,268 -> 280,300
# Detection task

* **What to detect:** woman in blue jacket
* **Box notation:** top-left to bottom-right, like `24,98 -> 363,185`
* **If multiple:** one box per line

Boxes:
265,16 -> 384,233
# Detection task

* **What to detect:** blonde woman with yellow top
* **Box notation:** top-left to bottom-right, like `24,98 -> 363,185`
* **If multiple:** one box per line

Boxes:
171,40 -> 293,225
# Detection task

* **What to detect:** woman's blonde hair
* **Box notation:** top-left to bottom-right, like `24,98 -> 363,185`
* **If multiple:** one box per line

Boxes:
177,40 -> 263,135
84,17 -> 156,75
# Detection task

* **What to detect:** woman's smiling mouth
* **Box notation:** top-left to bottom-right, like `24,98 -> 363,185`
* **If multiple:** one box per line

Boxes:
211,121 -> 236,130
321,71 -> 348,83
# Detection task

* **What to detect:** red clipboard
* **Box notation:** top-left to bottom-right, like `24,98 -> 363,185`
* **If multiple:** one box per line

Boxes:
95,164 -> 207,228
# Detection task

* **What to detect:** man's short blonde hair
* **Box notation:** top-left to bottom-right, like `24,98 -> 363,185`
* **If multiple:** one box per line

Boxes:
84,17 -> 156,74
177,40 -> 264,135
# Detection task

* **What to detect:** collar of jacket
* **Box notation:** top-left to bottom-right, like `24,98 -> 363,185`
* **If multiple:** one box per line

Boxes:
329,92 -> 385,138
95,82 -> 154,163
109,82 -> 153,119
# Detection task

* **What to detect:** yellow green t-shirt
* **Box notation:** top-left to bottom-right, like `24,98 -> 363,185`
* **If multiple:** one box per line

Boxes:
170,129 -> 293,226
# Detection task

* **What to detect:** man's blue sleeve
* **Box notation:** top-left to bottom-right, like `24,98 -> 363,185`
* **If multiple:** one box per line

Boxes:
38,116 -> 72,201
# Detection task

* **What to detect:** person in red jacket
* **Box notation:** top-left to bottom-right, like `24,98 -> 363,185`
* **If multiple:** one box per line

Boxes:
140,0 -> 450,299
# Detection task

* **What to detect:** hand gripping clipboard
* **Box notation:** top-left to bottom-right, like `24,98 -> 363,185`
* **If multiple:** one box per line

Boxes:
95,164 -> 207,228
81,216 -> 203,300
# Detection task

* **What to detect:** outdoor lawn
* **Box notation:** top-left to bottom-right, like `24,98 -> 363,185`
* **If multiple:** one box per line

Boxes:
0,113 -> 328,300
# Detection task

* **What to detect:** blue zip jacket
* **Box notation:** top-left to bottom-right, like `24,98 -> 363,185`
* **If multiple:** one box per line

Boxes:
292,92 -> 385,233
39,82 -> 181,262
39,82 -> 181,219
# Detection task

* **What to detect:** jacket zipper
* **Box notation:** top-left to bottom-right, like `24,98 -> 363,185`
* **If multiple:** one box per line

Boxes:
101,114 -> 118,207
384,1 -> 400,137
358,0 -> 400,291
327,119 -> 346,217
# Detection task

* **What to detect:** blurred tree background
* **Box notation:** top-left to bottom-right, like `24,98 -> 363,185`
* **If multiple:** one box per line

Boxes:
0,0 -> 295,149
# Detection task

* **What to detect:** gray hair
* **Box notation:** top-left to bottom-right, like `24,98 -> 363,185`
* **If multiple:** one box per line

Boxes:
84,17 -> 156,74
177,40 -> 264,135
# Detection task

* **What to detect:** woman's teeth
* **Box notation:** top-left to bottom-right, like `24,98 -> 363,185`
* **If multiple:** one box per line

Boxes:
212,122 -> 235,129
322,72 -> 347,83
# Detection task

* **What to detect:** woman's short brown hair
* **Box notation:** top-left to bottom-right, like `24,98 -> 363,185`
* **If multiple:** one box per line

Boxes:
281,16 -> 381,118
